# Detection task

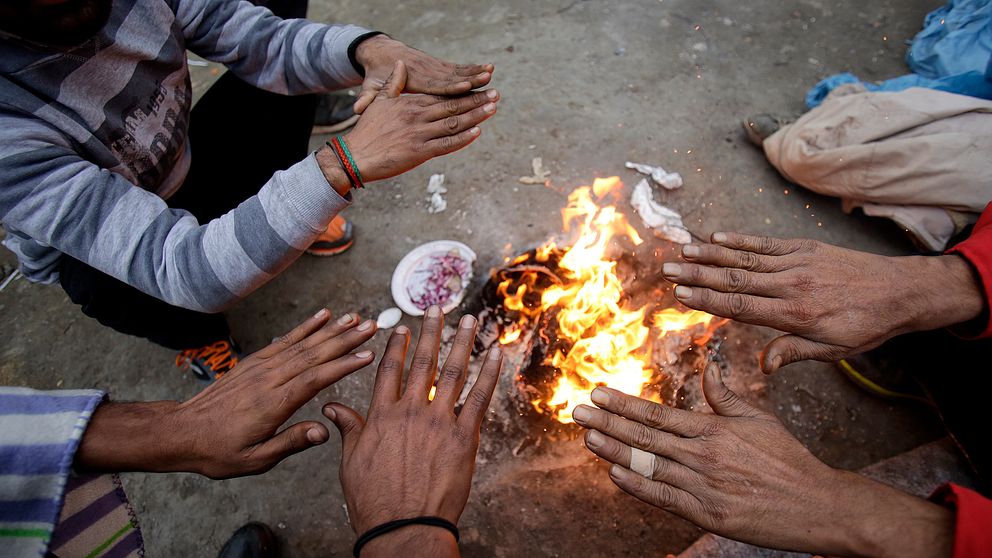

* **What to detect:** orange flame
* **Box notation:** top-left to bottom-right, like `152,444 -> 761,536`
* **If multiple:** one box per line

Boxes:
498,177 -> 725,423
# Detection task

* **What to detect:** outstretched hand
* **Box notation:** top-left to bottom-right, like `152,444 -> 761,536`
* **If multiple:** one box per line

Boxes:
573,364 -> 955,558
75,309 -> 378,479
338,60 -> 499,184
353,35 -> 494,114
325,307 -> 503,557
663,232 -> 984,373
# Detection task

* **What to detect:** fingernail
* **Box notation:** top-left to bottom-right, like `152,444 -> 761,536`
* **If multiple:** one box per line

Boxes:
675,285 -> 693,300
771,355 -> 782,371
323,406 -> 336,420
337,313 -> 353,325
609,464 -> 625,479
712,232 -> 728,243
682,245 -> 701,258
427,306 -> 441,318
489,346 -> 502,360
662,263 -> 681,277
460,314 -> 477,328
355,350 -> 373,359
487,90 -> 498,99
313,308 -> 328,319
572,405 -> 591,424
307,428 -> 325,444
395,325 -> 410,336
484,102 -> 496,113
357,320 -> 374,332
590,388 -> 609,406
470,127 -> 481,135
586,430 -> 604,448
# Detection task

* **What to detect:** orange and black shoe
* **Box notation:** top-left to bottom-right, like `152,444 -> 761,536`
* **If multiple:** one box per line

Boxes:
175,338 -> 242,382
306,215 -> 354,257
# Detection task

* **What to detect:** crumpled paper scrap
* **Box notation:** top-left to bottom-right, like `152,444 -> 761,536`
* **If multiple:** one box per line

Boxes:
630,179 -> 691,244
427,173 -> 447,214
518,157 -> 551,185
626,161 -> 683,190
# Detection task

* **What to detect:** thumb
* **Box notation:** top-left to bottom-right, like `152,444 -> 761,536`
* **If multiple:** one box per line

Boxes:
252,421 -> 330,470
702,363 -> 759,418
761,334 -> 841,374
378,60 -> 407,99
323,403 -> 365,451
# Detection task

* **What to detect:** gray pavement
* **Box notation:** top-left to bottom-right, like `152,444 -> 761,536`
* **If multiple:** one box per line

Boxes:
0,0 -> 956,556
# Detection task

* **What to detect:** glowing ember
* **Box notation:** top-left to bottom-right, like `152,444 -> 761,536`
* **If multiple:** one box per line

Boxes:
496,177 -> 725,423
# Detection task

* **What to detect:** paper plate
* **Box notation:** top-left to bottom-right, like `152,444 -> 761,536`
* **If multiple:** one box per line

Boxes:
391,240 -> 477,316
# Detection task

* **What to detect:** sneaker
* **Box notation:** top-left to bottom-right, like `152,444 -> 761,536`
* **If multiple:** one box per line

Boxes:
741,113 -> 795,147
306,215 -> 354,256
217,522 -> 278,558
176,338 -> 242,382
312,92 -> 360,135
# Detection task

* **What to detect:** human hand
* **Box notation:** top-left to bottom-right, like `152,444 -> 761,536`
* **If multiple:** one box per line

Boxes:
353,35 -> 494,114
330,61 -> 498,184
663,232 -> 985,373
74,309 -> 378,479
324,307 -> 504,557
572,364 -> 955,558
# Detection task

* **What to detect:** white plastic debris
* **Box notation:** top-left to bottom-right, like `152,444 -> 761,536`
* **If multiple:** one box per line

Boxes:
630,179 -> 692,244
427,173 -> 447,214
625,161 -> 683,190
376,307 -> 403,329
518,157 -> 551,185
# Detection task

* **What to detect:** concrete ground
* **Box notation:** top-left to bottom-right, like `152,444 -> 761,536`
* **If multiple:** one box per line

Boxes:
0,0 -> 959,555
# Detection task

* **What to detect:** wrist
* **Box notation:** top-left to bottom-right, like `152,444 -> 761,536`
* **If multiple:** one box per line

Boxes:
904,254 -> 985,333
316,146 -> 353,197
74,401 -> 187,473
361,525 -> 458,558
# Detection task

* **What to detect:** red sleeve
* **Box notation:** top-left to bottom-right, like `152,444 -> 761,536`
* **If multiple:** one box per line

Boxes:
930,483 -> 992,558
946,202 -> 992,338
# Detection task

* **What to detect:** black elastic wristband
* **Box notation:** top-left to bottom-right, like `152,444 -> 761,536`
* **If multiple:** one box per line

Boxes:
353,516 -> 459,557
325,141 -> 358,191
347,31 -> 387,77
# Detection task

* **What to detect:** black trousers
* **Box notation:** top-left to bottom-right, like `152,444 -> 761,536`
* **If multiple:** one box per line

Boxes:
59,0 -> 316,350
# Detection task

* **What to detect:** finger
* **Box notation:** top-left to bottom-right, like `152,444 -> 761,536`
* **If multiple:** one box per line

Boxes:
584,430 -> 699,490
711,232 -> 808,256
586,386 -> 710,438
458,346 -> 503,431
353,79 -> 383,115
250,420 -> 330,472
282,350 -> 377,409
370,326 -> 411,407
266,312 -> 361,369
425,126 -> 482,157
673,285 -> 787,327
662,262 -> 781,297
426,102 -> 497,139
432,315 -> 478,408
680,243 -> 784,273
279,317 -> 377,383
253,308 -> 333,360
761,334 -> 845,374
403,306 -> 444,400
702,363 -> 761,418
453,63 -> 493,78
423,90 -> 500,121
571,404 -> 694,462
377,60 -> 407,99
323,403 -> 366,454
609,464 -> 699,518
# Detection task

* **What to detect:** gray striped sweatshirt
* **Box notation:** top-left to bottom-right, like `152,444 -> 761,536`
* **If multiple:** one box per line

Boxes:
0,0 -> 368,312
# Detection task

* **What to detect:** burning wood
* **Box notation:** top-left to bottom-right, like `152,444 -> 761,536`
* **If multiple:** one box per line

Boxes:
482,177 -> 726,424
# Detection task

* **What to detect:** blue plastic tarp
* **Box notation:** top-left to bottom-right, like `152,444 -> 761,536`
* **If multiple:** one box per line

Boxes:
806,0 -> 992,108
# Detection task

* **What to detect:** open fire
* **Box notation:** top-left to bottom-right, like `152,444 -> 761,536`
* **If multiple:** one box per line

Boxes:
490,177 -> 726,424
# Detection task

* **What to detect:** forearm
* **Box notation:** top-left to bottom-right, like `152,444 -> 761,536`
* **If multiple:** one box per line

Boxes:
902,254 -> 985,333
812,470 -> 954,558
361,526 -> 459,558
74,401 -> 191,474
